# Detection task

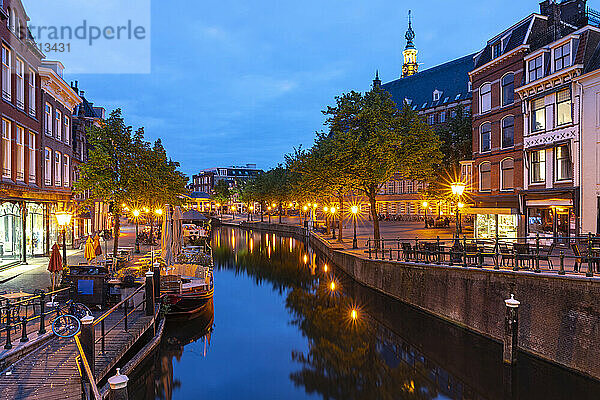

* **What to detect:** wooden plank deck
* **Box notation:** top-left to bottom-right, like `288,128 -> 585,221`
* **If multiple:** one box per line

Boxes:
0,310 -> 155,400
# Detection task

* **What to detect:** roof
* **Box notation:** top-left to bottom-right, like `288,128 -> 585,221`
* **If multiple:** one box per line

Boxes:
381,54 -> 475,111
181,209 -> 208,221
187,191 -> 211,199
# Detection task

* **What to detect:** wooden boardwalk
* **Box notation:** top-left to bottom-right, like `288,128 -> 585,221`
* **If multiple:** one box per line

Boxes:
0,310 -> 155,399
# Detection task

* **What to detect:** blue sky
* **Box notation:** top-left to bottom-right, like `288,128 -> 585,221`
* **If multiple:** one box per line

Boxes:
29,0 -> 537,176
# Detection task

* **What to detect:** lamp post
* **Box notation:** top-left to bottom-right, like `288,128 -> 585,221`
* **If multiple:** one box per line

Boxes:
422,201 -> 429,228
267,206 -> 272,223
55,211 -> 72,270
323,206 -> 329,233
132,209 -> 141,254
330,207 -> 337,240
450,182 -> 466,237
351,205 -> 359,249
249,205 -> 254,221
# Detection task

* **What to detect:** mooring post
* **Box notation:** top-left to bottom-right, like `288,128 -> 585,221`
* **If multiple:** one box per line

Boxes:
534,233 -> 541,273
4,302 -> 12,350
108,368 -> 129,400
38,292 -> 46,334
80,315 -> 95,377
153,263 -> 161,301
559,251 -> 565,275
587,232 -> 594,277
503,294 -> 520,365
145,271 -> 155,316
20,316 -> 28,342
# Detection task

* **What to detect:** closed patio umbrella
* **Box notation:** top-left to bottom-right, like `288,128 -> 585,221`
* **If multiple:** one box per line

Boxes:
84,236 -> 95,263
48,243 -> 63,291
161,206 -> 173,266
172,206 -> 183,262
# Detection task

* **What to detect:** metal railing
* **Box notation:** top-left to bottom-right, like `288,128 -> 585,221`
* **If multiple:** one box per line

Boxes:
93,285 -> 146,353
0,286 -> 71,350
365,233 -> 600,277
74,333 -> 101,400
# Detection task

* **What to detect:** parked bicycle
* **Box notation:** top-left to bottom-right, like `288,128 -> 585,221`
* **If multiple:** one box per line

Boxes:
51,297 -> 92,338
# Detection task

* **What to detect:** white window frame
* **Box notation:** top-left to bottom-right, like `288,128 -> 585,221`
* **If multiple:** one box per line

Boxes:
531,98 -> 546,132
15,125 -> 24,181
44,147 -> 51,185
63,154 -> 70,187
501,72 -> 514,107
479,83 -> 492,113
554,42 -> 571,72
64,115 -> 70,145
501,115 -> 515,149
45,103 -> 52,136
530,149 -> 546,184
480,122 -> 492,153
2,46 -> 11,102
500,157 -> 514,191
528,55 -> 544,82
28,132 -> 35,183
479,162 -> 492,192
54,151 -> 62,187
55,109 -> 62,141
15,57 -> 24,110
556,89 -> 572,127
28,68 -> 35,117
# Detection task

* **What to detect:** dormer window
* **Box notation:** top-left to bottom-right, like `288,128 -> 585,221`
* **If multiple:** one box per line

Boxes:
528,55 -> 544,82
455,94 -> 461,100
468,82 -> 472,92
554,42 -> 571,72
443,97 -> 449,104
433,90 -> 442,102
492,42 -> 502,59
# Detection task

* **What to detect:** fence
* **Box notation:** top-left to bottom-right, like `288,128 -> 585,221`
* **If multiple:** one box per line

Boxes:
0,286 -> 72,350
365,233 -> 600,277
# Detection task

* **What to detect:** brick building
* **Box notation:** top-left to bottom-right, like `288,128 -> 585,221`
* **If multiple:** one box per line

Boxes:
189,164 -> 263,194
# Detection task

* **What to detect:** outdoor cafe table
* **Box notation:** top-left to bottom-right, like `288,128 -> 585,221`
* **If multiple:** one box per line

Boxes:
0,291 -> 32,301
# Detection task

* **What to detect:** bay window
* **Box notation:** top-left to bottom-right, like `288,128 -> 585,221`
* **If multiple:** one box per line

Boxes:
530,149 -> 546,184
531,98 -> 545,132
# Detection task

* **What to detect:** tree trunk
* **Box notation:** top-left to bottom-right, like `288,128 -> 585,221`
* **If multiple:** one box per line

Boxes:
113,211 -> 120,255
337,195 -> 344,243
279,203 -> 282,224
369,194 -> 380,246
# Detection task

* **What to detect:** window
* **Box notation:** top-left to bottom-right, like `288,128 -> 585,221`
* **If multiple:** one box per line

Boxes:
554,42 -> 571,71
480,83 -> 492,113
55,110 -> 62,141
28,69 -> 35,117
451,110 -> 457,118
15,58 -> 23,109
555,144 -> 572,181
529,55 -> 544,82
493,42 -> 502,58
479,162 -> 491,192
15,125 -> 24,181
502,116 -> 514,148
530,149 -> 546,184
433,91 -> 440,102
63,154 -> 70,187
531,98 -> 545,132
54,151 -> 61,186
2,119 -> 11,178
2,46 -> 11,101
427,114 -> 435,125
6,8 -> 11,30
556,89 -> 572,126
480,122 -> 491,153
44,148 -> 51,185
439,111 -> 446,123
501,73 -> 514,106
64,116 -> 70,145
45,103 -> 52,136
28,132 -> 35,182
500,158 -> 514,191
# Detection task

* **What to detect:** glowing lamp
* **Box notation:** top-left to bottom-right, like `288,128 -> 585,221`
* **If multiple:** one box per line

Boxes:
132,209 -> 140,218
451,182 -> 466,197
351,205 -> 359,214
55,211 -> 72,227
421,201 -> 428,208
330,281 -> 336,291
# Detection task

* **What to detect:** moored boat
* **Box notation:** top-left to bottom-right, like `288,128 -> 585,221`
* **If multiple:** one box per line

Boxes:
161,262 -> 214,318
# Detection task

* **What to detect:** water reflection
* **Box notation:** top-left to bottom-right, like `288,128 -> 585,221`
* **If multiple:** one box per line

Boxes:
132,226 -> 600,400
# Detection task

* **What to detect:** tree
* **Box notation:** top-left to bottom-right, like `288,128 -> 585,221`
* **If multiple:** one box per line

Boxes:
212,180 -> 231,207
322,88 -> 442,242
436,105 -> 472,172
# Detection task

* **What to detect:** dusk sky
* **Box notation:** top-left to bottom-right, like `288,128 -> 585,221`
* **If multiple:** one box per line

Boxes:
32,0 -> 537,176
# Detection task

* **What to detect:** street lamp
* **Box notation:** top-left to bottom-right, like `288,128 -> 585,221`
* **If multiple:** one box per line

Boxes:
55,211 -> 72,270
249,205 -> 254,222
330,206 -> 337,240
132,209 -> 141,254
267,206 -> 272,223
450,182 -> 466,236
351,205 -> 359,249
422,201 -> 429,228
457,202 -> 465,235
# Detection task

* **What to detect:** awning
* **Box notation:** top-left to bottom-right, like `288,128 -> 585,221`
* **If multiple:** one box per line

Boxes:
525,199 -> 573,207
462,207 -> 518,215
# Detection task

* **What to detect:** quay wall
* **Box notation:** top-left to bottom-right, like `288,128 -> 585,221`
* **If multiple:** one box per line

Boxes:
223,220 -> 600,381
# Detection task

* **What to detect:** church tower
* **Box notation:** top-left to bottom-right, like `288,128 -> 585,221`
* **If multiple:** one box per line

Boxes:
402,10 -> 418,78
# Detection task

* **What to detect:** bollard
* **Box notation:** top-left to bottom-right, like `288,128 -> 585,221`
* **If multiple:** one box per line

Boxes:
559,251 -> 565,275
80,315 -> 95,377
503,294 -> 520,365
534,233 -> 541,273
436,236 -> 441,264
415,238 -> 419,262
145,271 -> 155,317
587,232 -> 594,277
4,303 -> 12,350
20,316 -> 29,342
463,236 -> 467,268
397,240 -> 401,262
494,237 -> 500,270
153,263 -> 161,301
108,368 -> 129,400
367,241 -> 372,259
38,293 -> 46,334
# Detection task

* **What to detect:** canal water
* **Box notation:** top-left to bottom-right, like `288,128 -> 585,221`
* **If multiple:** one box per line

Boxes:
130,226 -> 600,399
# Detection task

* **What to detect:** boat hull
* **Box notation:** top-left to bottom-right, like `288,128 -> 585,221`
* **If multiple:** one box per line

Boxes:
162,288 -> 214,318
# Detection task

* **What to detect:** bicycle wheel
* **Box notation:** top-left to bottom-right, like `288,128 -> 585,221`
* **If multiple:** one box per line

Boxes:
71,303 -> 91,320
52,315 -> 81,338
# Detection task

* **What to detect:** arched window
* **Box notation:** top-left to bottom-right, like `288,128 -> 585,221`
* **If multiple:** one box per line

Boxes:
501,116 -> 514,149
480,122 -> 491,153
6,8 -> 11,30
479,162 -> 491,192
500,158 -> 514,191
501,73 -> 514,106
480,83 -> 492,113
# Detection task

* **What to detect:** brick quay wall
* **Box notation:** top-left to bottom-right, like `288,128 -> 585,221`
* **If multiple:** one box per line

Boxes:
218,219 -> 600,381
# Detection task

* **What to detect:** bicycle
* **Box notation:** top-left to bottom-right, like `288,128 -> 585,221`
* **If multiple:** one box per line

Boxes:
51,298 -> 92,338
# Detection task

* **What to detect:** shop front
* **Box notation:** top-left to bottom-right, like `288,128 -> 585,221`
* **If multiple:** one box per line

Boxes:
467,208 -> 520,240
0,202 -> 23,268
25,202 -> 46,257
526,198 -> 577,242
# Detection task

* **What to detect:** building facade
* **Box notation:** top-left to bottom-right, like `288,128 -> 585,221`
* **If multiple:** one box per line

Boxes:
189,164 -> 263,194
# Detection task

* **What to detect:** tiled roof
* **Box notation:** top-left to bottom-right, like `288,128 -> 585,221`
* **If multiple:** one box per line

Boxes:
381,54 -> 475,111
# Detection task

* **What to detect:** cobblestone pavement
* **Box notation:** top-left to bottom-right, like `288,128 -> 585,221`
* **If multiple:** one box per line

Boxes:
0,222 -> 157,293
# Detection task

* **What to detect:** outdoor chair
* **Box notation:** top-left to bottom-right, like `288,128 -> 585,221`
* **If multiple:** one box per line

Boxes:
478,242 -> 498,268
537,242 -> 556,269
464,243 -> 479,266
571,243 -> 600,272
498,242 -> 514,268
514,243 -> 532,270
401,242 -> 414,262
